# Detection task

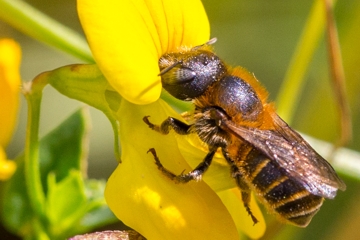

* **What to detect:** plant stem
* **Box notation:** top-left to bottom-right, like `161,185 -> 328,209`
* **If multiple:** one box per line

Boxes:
323,0 -> 352,147
0,0 -> 93,62
23,73 -> 49,223
276,0 -> 334,124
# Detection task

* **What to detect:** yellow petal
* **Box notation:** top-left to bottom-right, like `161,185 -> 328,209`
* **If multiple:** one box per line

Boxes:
105,99 -> 239,239
0,39 -> 21,146
77,0 -> 209,104
0,147 -> 16,180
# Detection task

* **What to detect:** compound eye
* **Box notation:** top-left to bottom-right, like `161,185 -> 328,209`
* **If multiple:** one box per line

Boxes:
160,64 -> 196,85
159,50 -> 227,100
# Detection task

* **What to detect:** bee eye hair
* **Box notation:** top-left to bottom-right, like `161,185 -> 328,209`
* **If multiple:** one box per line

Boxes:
160,66 -> 196,85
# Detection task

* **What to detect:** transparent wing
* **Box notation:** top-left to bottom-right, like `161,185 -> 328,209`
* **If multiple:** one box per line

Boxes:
221,113 -> 346,199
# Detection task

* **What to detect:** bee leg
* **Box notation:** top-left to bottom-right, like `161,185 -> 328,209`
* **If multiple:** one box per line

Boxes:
230,163 -> 259,225
147,148 -> 216,183
241,191 -> 259,225
147,148 -> 179,181
143,116 -> 191,135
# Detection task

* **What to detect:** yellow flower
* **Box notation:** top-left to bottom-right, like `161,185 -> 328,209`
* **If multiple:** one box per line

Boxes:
0,39 -> 20,180
78,0 -> 209,105
78,0 -> 266,239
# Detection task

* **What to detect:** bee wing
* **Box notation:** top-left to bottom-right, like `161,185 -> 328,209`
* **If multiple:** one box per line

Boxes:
222,113 -> 346,199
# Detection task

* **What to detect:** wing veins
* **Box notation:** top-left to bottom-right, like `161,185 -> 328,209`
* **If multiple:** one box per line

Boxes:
219,113 -> 345,198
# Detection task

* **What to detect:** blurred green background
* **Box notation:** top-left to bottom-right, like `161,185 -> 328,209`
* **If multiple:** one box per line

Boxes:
1,0 -> 359,239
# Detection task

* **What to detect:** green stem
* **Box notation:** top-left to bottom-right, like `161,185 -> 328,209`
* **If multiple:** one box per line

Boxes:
0,0 -> 93,62
23,74 -> 49,223
324,0 -> 351,147
276,0 -> 337,123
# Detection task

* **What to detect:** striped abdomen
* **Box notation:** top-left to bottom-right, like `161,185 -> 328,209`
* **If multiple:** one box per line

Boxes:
242,149 -> 324,227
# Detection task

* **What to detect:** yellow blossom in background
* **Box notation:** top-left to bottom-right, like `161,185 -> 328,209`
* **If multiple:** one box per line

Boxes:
78,0 -> 265,239
0,39 -> 21,180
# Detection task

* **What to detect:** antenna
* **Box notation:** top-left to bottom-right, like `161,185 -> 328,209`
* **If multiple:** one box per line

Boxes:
192,37 -> 217,51
158,61 -> 181,76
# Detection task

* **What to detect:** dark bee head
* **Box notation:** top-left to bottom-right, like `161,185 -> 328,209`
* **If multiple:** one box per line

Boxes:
158,44 -> 227,100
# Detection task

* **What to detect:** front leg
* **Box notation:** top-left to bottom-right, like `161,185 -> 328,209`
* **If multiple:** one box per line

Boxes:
143,116 -> 191,135
147,148 -> 216,183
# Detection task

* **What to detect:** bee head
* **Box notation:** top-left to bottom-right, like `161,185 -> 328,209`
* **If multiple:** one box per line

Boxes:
158,39 -> 227,100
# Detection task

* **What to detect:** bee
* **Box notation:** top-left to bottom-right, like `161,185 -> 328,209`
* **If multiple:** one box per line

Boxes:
143,38 -> 346,227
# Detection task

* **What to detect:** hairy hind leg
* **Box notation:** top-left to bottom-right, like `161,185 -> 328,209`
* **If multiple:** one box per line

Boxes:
225,150 -> 259,225
240,191 -> 259,225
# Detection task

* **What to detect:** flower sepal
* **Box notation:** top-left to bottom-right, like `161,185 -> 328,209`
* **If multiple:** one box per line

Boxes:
46,64 -> 121,113
45,64 -> 122,160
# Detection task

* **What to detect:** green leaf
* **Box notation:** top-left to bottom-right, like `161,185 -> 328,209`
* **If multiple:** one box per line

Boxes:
46,175 -> 117,239
46,171 -> 87,238
38,108 -> 89,191
0,155 -> 32,237
0,109 -> 89,237
66,179 -> 118,237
